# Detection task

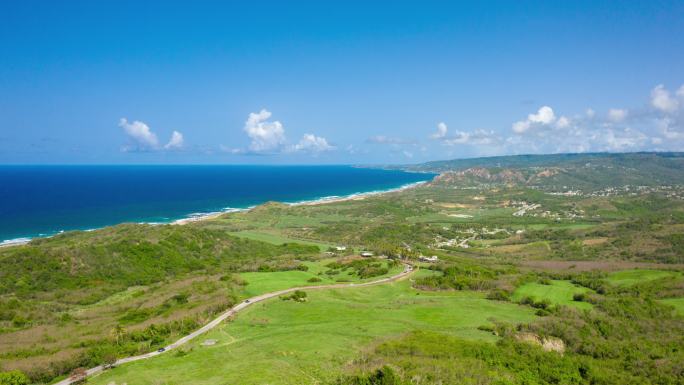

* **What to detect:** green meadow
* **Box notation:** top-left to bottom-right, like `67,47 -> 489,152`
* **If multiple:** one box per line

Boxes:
237,258 -> 403,297
605,269 -> 681,286
661,297 -> 684,316
88,278 -> 536,385
512,280 -> 593,310
229,230 -> 334,251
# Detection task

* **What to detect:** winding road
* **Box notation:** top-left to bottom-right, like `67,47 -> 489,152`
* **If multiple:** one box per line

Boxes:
55,263 -> 415,384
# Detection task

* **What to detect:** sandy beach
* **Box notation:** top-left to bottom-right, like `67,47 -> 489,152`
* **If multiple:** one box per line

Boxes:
171,180 -> 429,225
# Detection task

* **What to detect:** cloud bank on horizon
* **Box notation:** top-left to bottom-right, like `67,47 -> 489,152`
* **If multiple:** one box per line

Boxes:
117,83 -> 684,160
425,83 -> 684,157
3,1 -> 682,164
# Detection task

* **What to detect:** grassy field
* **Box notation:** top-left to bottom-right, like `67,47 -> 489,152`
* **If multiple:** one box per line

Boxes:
604,269 -> 681,286
229,230 -> 334,251
88,278 -> 536,385
238,258 -> 403,297
512,280 -> 593,310
5,163 -> 684,383
661,297 -> 684,316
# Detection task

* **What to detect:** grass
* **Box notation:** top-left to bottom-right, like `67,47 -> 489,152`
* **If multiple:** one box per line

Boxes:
660,298 -> 684,316
237,259 -> 403,297
229,230 -> 334,251
88,278 -> 536,385
605,269 -> 681,286
524,223 -> 596,230
512,280 -> 593,310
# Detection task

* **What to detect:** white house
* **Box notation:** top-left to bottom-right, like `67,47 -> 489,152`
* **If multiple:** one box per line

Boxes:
419,255 -> 439,263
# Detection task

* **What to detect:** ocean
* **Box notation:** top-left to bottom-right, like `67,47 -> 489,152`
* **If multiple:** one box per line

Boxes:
0,165 -> 434,243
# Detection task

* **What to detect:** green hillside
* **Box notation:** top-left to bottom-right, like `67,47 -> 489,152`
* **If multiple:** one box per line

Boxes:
396,152 -> 684,189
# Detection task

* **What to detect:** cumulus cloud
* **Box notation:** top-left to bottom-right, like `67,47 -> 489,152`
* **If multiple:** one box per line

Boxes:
232,109 -> 333,155
243,109 -> 286,152
430,123 -> 506,158
119,118 -> 183,152
512,106 -> 556,133
119,118 -> 159,149
502,84 -> 684,154
430,122 -> 448,139
442,129 -> 501,146
607,108 -> 628,122
651,84 -> 680,113
165,131 -> 184,149
528,106 -> 556,124
289,134 -> 334,153
423,83 -> 684,158
429,122 -> 502,149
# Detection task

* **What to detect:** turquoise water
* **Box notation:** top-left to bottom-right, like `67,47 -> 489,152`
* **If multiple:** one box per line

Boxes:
0,165 -> 434,242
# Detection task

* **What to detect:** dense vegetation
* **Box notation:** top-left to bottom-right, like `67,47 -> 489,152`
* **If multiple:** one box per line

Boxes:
0,223 -> 320,382
2,153 -> 684,384
0,223 -> 319,300
399,152 -> 684,190
336,270 -> 684,385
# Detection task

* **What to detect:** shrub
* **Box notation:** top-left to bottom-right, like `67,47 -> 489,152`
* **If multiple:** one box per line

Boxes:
307,277 -> 322,283
573,293 -> 586,302
486,289 -> 511,301
280,290 -> 308,302
0,371 -> 29,385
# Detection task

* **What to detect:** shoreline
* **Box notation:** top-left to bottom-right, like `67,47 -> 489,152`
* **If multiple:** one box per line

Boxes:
171,180 -> 429,224
0,179 -> 432,247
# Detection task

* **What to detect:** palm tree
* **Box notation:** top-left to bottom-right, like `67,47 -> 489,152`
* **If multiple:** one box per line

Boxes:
111,324 -> 126,345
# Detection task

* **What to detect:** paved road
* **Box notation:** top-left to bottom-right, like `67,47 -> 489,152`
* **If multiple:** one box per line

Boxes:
55,263 -> 415,384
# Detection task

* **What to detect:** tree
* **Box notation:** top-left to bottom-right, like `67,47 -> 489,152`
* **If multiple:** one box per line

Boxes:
0,371 -> 29,385
110,324 -> 126,345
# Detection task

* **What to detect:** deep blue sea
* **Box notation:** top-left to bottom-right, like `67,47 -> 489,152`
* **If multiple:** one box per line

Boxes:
0,165 -> 434,243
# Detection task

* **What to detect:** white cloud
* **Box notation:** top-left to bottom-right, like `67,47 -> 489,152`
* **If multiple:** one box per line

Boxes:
233,109 -> 334,155
290,134 -> 334,153
512,106 -> 556,134
602,128 -> 648,151
243,109 -> 286,152
367,135 -> 415,144
119,118 -> 159,149
651,84 -> 680,113
655,117 -> 684,140
607,108 -> 628,122
441,129 -> 500,146
428,121 -> 501,147
430,122 -> 448,139
119,118 -> 184,152
528,106 -> 556,124
165,131 -> 184,149
427,84 -> 684,157
512,120 -> 531,134
556,116 -> 570,128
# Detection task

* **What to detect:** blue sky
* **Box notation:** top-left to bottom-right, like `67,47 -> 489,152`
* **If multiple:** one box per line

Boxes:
1,1 -> 683,164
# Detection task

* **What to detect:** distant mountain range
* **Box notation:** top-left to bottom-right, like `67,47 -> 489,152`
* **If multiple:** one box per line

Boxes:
393,152 -> 684,189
